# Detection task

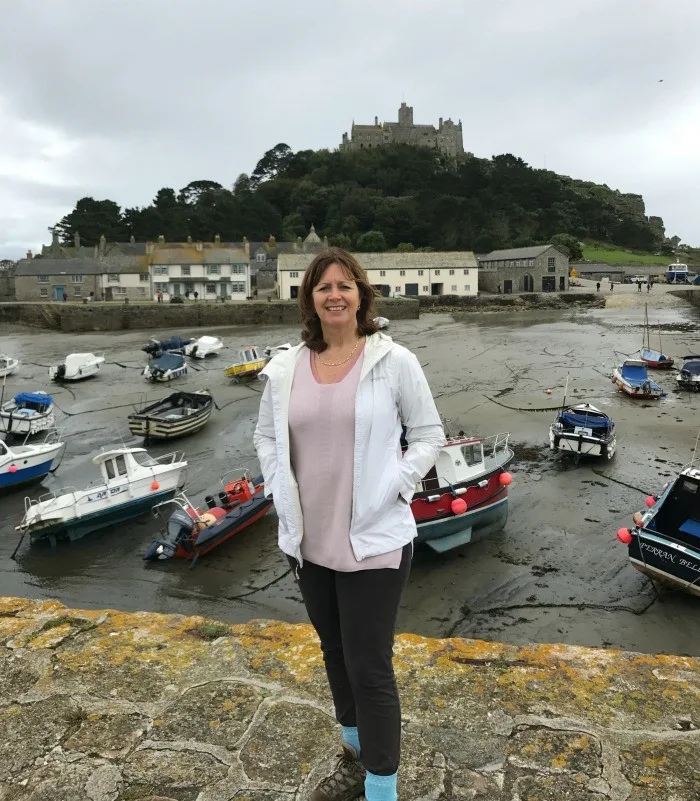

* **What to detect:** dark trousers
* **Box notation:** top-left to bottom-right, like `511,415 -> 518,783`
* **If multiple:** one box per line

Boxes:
289,543 -> 412,775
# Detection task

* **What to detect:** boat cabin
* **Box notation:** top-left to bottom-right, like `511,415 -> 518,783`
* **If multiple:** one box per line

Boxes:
237,346 -> 265,364
92,448 -> 158,483
10,392 -> 52,413
421,434 -> 510,492
647,466 -> 700,548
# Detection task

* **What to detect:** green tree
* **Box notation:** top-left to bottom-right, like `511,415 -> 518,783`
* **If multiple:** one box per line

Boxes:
356,230 -> 388,252
55,197 -> 125,245
251,143 -> 293,185
178,180 -> 224,204
329,233 -> 352,249
550,233 -> 583,260
396,242 -> 415,252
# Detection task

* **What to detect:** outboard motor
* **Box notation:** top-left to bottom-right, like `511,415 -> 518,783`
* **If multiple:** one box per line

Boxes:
143,508 -> 195,561
205,495 -> 216,509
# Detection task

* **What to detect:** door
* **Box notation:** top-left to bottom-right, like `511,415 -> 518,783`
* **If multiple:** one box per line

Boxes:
53,285 -> 65,300
522,274 -> 534,292
559,275 -> 566,291
290,285 -> 299,299
104,287 -> 113,301
542,276 -> 555,292
503,280 -> 512,294
431,283 -> 443,296
404,283 -> 418,296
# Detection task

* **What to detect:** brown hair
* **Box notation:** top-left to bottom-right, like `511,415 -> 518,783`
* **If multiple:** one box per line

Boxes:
299,247 -> 379,352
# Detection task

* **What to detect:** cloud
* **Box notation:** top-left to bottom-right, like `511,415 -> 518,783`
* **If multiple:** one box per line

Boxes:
1,0 -> 699,257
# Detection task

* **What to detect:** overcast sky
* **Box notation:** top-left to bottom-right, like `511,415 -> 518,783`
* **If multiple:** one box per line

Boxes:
1,0 -> 698,259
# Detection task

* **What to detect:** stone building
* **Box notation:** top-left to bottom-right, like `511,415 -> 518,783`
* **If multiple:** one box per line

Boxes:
477,245 -> 570,293
340,102 -> 464,158
277,252 -> 478,301
0,260 -> 16,301
249,226 -> 327,292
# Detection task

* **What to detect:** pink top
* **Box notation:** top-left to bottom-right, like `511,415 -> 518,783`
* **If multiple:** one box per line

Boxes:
288,344 -> 402,571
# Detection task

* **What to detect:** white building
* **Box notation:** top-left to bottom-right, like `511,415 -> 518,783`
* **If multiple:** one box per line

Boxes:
148,240 -> 251,301
277,252 -> 479,300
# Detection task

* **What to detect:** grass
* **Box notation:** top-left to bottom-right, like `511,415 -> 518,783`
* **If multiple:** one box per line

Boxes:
580,244 -> 668,266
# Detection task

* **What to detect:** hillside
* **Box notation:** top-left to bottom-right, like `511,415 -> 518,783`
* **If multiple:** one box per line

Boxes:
54,144 -> 670,255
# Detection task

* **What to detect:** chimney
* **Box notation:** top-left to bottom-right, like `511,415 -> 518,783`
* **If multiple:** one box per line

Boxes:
242,236 -> 249,256
214,234 -> 220,245
439,117 -> 443,127
74,231 -> 81,249
157,234 -> 165,244
51,228 -> 59,246
99,234 -> 106,256
196,241 -> 203,252
375,116 -> 378,126
146,241 -> 154,256
26,250 -> 33,260
130,235 -> 135,245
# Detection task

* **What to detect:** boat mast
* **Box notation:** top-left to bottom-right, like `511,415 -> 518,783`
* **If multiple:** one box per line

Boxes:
0,372 -> 6,410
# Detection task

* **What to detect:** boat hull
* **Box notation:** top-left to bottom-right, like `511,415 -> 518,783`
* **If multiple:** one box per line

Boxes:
550,431 -> 616,458
628,531 -> 700,597
414,495 -> 508,552
0,409 -> 56,436
128,408 -> 212,440
611,372 -> 662,399
143,366 -> 188,382
0,458 -> 55,489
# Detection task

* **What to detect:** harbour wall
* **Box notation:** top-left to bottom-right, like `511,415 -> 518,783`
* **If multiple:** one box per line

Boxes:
1,597 -> 698,800
418,292 -> 605,312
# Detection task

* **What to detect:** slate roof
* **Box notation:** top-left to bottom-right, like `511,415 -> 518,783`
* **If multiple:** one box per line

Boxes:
149,246 -> 248,265
15,258 -> 105,277
480,245 -> 563,260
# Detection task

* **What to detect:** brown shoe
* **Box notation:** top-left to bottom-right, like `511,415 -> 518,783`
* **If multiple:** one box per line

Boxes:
310,743 -> 366,801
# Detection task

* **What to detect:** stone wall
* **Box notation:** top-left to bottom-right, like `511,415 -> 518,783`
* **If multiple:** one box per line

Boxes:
419,293 -> 604,312
1,597 -> 698,800
0,297 -> 419,332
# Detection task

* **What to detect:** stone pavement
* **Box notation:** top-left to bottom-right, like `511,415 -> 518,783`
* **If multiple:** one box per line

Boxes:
0,597 -> 698,800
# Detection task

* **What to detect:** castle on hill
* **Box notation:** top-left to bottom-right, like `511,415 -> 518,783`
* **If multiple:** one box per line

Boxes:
340,102 -> 464,157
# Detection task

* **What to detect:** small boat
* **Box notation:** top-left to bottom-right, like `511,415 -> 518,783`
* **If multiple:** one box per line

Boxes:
640,304 -> 674,369
666,260 -> 689,284
411,431 -> 514,553
143,352 -> 188,382
0,355 -> 19,378
0,392 -> 55,436
617,460 -> 700,597
49,353 -> 105,381
144,470 -> 272,563
224,346 -> 268,382
127,390 -> 214,440
374,316 -> 390,330
550,403 -> 616,459
0,432 -> 65,490
142,335 -> 194,357
675,355 -> 700,392
184,336 -> 223,359
16,447 -> 188,546
611,359 -> 663,399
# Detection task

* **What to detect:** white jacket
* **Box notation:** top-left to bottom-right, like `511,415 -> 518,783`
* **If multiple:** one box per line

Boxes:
253,332 -> 445,565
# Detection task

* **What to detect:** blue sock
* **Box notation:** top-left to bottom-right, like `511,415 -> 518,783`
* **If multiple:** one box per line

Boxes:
341,725 -> 361,755
364,770 -> 398,801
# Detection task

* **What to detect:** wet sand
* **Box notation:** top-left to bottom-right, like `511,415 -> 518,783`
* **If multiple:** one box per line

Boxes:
1,290 -> 699,655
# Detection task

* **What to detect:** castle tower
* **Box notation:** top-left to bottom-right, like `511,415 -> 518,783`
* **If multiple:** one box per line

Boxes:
397,102 -> 413,127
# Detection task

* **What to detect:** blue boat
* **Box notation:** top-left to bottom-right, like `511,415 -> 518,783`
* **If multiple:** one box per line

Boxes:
0,433 -> 65,489
142,335 -> 193,357
549,403 -> 616,459
0,392 -> 56,436
665,261 -> 689,284
143,353 -> 188,382
611,360 -> 663,399
676,355 -> 700,392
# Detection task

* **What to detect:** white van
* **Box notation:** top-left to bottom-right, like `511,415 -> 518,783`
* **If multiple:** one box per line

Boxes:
629,275 -> 646,284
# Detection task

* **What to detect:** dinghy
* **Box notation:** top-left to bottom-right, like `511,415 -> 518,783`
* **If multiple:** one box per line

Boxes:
144,470 -> 272,563
224,346 -> 267,382
142,335 -> 193,357
0,432 -> 65,489
550,403 -> 616,459
0,355 -> 19,378
143,352 -> 188,382
49,353 -> 105,381
127,390 -> 214,440
16,447 -> 188,545
184,336 -> 223,359
611,360 -> 663,399
0,392 -> 55,436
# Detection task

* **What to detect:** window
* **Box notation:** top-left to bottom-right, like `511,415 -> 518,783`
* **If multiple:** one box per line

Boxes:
207,265 -> 220,275
418,270 -> 424,276
290,271 -> 299,278
154,282 -> 168,293
40,287 -> 48,297
379,270 -> 386,277
232,264 -> 246,274
464,284 -> 471,291
115,455 -> 127,476
231,282 -> 246,293
37,275 -> 49,283
153,266 -> 168,275
422,285 -> 429,292
74,287 -> 82,296
463,269 -> 469,275
133,451 -> 158,467
461,443 -> 483,467
399,270 -> 405,276
181,265 -> 191,276
395,286 -> 401,293
206,283 -> 216,294
528,258 -> 535,267
451,285 -> 457,291
547,265 -> 556,273
548,257 -> 555,268
434,269 -> 440,275
256,253 -> 266,263
139,273 -> 149,282
107,274 -> 119,282
105,460 -> 115,480
449,269 -> 455,275
115,286 -> 127,295
71,274 -> 83,283
516,259 -> 521,267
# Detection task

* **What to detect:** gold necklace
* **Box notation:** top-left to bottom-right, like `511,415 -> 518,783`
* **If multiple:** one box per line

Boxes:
317,338 -> 362,367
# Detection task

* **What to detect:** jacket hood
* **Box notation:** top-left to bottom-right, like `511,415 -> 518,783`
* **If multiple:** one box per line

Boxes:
260,332 -> 396,381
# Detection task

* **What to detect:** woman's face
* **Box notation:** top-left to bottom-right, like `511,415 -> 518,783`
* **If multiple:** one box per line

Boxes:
312,262 -> 361,331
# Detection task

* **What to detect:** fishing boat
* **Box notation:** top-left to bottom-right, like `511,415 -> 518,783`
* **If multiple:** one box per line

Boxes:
640,304 -> 674,369
0,355 -> 19,378
411,432 -> 514,553
550,403 -> 616,459
127,390 -> 214,440
611,360 -> 663,399
184,336 -> 223,359
142,335 -> 193,357
617,460 -> 700,597
143,352 -> 188,382
16,447 -> 188,546
0,431 -> 65,490
49,353 -> 105,381
224,346 -> 267,382
144,470 -> 272,564
0,392 -> 55,436
666,261 -> 689,284
675,355 -> 700,392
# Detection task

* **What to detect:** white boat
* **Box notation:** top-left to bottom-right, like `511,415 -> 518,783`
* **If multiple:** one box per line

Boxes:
184,336 -> 223,359
49,353 -> 105,381
0,392 -> 55,436
549,403 -> 616,459
143,353 -> 188,382
676,355 -> 700,392
16,447 -> 188,545
611,359 -> 663,400
373,316 -> 390,330
666,261 -> 689,284
0,432 -> 65,489
0,355 -> 19,378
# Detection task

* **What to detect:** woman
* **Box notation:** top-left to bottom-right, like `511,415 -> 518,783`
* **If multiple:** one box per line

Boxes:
254,247 -> 444,801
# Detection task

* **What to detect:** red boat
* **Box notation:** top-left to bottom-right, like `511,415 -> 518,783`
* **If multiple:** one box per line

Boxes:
144,470 -> 272,564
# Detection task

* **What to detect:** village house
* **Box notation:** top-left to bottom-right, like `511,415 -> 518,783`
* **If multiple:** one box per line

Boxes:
277,251 -> 478,300
249,226 -> 327,292
477,245 -> 570,293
